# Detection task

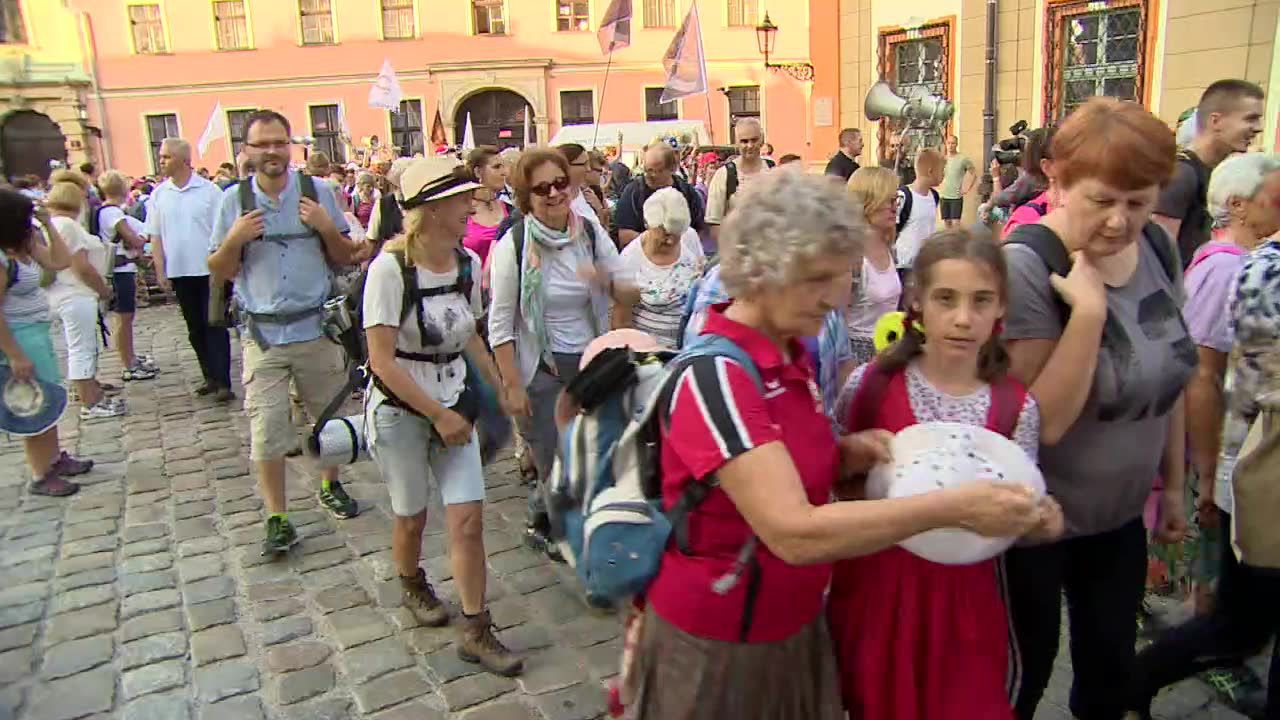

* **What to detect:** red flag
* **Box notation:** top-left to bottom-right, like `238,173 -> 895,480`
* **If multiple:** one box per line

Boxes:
598,0 -> 632,55
430,107 -> 447,146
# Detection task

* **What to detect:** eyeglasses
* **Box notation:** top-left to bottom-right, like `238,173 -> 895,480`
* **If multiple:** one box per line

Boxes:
530,176 -> 571,196
246,140 -> 292,150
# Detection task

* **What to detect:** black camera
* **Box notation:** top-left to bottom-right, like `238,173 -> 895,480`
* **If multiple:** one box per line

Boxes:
992,120 -> 1030,165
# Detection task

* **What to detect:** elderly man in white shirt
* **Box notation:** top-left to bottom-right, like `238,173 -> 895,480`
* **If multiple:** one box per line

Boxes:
704,117 -> 773,248
145,137 -> 231,400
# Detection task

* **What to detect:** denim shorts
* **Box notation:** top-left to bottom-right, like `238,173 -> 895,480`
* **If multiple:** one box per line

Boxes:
367,402 -> 485,516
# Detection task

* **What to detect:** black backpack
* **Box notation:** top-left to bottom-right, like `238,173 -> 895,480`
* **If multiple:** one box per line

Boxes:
723,158 -> 776,209
1173,149 -> 1211,270
1006,222 -> 1179,323
895,185 -> 941,233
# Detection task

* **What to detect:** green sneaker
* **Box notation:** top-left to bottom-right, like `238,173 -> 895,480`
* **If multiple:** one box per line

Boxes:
318,480 -> 359,519
262,515 -> 299,556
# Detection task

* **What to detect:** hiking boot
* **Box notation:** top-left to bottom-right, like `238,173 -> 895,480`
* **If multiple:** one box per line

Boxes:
458,609 -> 523,676
30,468 -> 79,497
261,515 -> 299,556
52,451 -> 93,477
524,525 -> 563,563
400,568 -> 449,627
318,480 -> 359,519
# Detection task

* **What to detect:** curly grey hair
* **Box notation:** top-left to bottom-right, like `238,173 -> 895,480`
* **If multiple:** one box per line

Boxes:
1207,153 -> 1280,229
719,171 -> 866,298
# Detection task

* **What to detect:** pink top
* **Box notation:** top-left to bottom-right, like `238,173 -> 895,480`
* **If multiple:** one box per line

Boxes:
1001,192 -> 1051,240
464,205 -> 509,266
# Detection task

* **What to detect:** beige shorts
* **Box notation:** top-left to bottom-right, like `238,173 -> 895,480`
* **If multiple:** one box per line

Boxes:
242,337 -> 347,461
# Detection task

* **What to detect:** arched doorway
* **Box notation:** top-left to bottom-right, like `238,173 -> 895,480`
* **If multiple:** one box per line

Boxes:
0,111 -> 67,182
455,89 -> 534,150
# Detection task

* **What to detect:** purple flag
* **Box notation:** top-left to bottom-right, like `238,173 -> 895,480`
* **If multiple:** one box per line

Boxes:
659,2 -> 709,104
597,0 -> 632,55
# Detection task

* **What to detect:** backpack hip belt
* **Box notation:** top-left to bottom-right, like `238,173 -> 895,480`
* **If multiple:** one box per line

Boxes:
243,305 -> 325,350
393,349 -> 462,364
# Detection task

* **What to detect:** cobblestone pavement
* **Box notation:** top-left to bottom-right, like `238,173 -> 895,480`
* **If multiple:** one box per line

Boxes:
0,306 -> 1259,719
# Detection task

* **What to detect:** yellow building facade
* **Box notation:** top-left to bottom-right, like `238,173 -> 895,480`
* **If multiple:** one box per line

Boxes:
837,0 -> 1280,221
0,0 -> 101,181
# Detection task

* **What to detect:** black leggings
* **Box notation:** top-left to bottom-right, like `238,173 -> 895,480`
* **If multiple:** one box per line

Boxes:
1129,512 -> 1280,719
1002,517 -> 1148,720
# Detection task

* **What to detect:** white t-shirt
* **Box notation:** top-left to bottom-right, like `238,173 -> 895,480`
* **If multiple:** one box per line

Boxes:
894,186 -> 939,268
847,256 -> 903,337
97,204 -> 142,273
362,248 -> 483,408
540,242 -> 598,354
618,228 -> 705,348
46,216 -> 108,307
705,160 -> 770,225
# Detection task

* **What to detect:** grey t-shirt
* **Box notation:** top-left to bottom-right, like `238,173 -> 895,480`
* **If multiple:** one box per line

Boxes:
1003,227 -> 1196,537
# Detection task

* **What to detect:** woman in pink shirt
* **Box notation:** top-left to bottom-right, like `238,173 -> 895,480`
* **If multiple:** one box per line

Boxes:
464,146 -> 510,266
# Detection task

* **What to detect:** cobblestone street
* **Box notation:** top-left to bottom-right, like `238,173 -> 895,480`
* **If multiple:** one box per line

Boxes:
0,306 -> 1259,719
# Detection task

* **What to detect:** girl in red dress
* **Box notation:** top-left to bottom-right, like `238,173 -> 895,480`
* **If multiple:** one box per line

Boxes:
830,229 -> 1064,720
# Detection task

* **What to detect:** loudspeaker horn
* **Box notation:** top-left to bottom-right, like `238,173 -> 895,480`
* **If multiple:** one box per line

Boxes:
864,81 -> 909,122
864,80 -> 955,125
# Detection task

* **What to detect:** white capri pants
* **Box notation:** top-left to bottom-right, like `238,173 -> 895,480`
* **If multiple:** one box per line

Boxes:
367,401 -> 485,517
57,295 -> 100,381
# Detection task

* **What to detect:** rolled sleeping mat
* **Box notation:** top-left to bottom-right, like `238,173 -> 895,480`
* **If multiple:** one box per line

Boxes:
307,414 -> 369,467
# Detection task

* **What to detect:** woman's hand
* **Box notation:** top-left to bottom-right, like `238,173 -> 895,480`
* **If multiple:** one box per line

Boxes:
433,408 -> 474,447
8,353 -> 35,382
838,430 -> 893,475
1155,486 -> 1188,544
32,204 -> 52,228
1049,251 -> 1107,318
948,481 -> 1042,537
503,383 -> 531,418
1023,495 -> 1065,543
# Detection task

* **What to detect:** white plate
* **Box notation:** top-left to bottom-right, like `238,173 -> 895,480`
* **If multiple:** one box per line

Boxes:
865,422 -> 1044,565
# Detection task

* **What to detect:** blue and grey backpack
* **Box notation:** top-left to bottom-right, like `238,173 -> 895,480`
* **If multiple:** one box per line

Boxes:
546,334 -> 764,607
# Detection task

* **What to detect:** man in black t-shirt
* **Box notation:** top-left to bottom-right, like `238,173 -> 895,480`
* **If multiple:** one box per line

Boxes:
825,128 -> 863,181
1154,79 -> 1264,267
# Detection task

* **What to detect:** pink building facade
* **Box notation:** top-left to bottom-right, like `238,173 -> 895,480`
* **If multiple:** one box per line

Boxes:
72,0 -> 841,176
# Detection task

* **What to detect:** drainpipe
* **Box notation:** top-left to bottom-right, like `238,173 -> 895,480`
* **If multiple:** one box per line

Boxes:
76,10 -> 112,168
982,0 -> 998,196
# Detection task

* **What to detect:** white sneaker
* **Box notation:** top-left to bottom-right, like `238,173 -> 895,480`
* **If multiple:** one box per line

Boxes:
80,401 -> 126,420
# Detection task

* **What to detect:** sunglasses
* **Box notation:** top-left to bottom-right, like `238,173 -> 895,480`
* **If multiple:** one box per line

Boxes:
530,176 -> 570,197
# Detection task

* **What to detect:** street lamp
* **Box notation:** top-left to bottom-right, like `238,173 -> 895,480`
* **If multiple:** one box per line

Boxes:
754,12 -> 816,82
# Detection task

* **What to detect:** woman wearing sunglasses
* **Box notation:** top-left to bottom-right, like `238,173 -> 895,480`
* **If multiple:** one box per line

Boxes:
488,148 -> 638,554
559,144 -> 609,229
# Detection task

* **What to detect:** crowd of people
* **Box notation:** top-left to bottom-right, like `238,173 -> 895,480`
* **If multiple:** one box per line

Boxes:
1,75 -> 1278,720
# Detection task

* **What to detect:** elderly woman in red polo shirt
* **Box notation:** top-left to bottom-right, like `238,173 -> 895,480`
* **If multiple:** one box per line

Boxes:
633,169 -> 1044,718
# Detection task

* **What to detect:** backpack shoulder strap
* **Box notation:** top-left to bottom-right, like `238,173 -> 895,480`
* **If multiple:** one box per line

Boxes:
930,188 -> 940,205
896,186 -> 913,233
299,172 -> 318,202
725,162 -> 739,203
846,360 -> 896,433
1005,223 -> 1071,278
1185,243 -> 1245,276
453,246 -> 474,305
1143,222 -> 1180,286
584,218 -> 598,261
3,256 -> 16,289
237,177 -> 256,216
513,218 -> 526,279
987,375 -> 1028,439
390,249 -> 417,325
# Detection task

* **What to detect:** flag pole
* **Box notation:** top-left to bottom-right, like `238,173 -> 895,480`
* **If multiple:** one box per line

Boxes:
591,50 -> 615,150
704,92 -> 715,144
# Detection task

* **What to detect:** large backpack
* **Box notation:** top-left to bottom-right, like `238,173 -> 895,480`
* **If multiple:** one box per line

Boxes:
547,334 -> 765,610
1173,148 -> 1212,270
895,185 -> 941,234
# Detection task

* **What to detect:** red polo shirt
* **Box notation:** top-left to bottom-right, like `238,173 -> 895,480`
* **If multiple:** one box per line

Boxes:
647,303 -> 839,643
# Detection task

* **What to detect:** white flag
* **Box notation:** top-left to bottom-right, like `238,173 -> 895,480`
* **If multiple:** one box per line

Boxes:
462,112 -> 476,151
196,101 -> 226,157
659,2 -> 708,104
368,58 -> 404,111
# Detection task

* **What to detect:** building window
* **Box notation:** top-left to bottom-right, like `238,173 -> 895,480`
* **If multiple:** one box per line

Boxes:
1046,0 -> 1148,121
878,21 -> 952,165
473,0 -> 506,35
725,86 -> 760,141
644,0 -> 676,28
727,0 -> 757,27
560,90 -> 594,126
0,0 -> 26,44
300,0 -> 335,45
227,109 -> 254,157
129,4 -> 168,54
381,0 -> 415,39
390,100 -> 424,157
645,87 -> 677,122
145,114 -> 179,174
557,1 -> 590,32
309,104 -> 346,162
213,0 -> 251,50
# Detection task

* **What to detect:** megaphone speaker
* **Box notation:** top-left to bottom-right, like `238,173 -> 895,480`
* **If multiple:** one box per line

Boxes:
865,81 -> 909,122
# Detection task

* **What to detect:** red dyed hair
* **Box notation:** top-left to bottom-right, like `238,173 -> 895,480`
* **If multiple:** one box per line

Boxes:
1050,97 -> 1176,191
